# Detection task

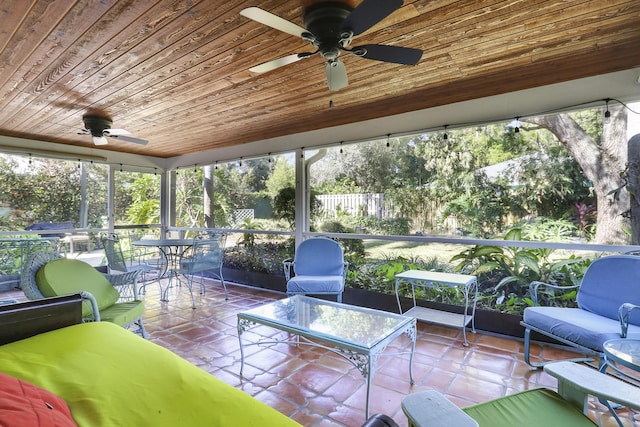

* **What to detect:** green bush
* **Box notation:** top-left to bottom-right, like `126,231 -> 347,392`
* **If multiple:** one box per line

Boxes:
223,239 -> 294,275
318,220 -> 366,257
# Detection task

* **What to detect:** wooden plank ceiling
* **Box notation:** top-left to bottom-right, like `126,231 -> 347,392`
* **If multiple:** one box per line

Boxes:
0,0 -> 638,158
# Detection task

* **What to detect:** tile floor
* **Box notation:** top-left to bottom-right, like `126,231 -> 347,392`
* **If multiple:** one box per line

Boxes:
4,278 -> 640,426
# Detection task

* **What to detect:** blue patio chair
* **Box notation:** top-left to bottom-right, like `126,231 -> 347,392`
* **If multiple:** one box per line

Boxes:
175,235 -> 227,308
283,237 -> 348,303
521,254 -> 640,369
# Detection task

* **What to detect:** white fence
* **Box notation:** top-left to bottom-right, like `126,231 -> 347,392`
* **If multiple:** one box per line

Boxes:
317,194 -> 388,218
316,193 -> 463,233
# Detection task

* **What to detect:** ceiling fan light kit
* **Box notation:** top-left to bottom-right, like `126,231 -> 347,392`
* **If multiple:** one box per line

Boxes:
241,0 -> 423,91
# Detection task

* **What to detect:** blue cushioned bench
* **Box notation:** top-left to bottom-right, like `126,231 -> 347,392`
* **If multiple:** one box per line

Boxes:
521,254 -> 640,368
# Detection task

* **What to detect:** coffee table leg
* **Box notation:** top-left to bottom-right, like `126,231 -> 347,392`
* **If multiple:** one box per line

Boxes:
366,354 -> 372,419
237,318 -> 247,376
408,319 -> 416,385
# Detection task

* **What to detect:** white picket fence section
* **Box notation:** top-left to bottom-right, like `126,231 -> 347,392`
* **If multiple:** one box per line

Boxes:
316,193 -> 461,233
317,194 -> 387,218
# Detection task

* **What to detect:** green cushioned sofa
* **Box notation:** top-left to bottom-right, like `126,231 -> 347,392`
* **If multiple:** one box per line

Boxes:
0,295 -> 300,427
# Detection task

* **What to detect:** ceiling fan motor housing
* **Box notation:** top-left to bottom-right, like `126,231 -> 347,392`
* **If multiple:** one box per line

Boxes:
82,115 -> 112,137
303,2 -> 353,60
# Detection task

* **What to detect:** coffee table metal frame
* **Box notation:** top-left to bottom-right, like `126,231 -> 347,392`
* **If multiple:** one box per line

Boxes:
237,295 -> 416,419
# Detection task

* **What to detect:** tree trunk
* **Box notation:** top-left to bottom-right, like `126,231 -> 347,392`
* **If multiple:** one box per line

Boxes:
524,106 -> 630,244
628,133 -> 640,244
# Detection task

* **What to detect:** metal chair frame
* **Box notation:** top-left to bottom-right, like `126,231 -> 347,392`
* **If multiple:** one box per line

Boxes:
175,234 -> 228,309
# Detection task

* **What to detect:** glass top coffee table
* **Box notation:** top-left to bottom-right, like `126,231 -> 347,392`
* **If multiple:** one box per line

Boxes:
237,295 -> 416,419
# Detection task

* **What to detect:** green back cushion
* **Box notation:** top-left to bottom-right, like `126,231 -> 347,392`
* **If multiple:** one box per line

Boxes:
37,259 -> 119,317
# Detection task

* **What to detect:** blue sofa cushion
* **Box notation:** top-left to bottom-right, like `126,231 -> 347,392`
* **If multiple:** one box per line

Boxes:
576,255 -> 640,326
523,306 -> 640,351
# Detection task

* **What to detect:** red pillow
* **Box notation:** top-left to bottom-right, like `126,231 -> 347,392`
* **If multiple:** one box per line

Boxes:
0,372 -> 77,427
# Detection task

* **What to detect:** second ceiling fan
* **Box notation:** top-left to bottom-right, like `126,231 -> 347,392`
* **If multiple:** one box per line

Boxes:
241,0 -> 423,91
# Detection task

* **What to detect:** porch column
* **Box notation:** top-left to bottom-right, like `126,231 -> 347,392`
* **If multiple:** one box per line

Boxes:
294,148 -> 307,248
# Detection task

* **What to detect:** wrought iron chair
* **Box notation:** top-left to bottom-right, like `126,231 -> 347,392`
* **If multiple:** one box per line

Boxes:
101,233 -> 163,296
283,237 -> 348,303
21,250 -> 147,338
175,234 -> 227,309
521,254 -> 640,369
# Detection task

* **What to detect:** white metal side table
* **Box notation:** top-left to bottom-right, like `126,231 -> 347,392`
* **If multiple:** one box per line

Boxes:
395,270 -> 478,346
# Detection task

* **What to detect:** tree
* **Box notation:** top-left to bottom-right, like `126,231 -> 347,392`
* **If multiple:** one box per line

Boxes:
523,105 -> 631,244
264,157 -> 294,198
125,174 -> 160,225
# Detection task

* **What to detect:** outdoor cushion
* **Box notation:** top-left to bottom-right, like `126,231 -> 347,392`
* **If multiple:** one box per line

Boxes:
287,275 -> 344,293
0,322 -> 301,427
523,306 -> 640,351
576,255 -> 640,326
293,238 -> 344,276
36,259 -> 119,318
463,388 -> 597,427
0,371 -> 77,427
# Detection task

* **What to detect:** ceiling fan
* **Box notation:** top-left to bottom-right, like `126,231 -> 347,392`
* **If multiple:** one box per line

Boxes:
240,0 -> 423,91
80,115 -> 148,146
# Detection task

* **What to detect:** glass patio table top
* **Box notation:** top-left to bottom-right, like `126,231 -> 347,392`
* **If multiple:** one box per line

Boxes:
237,295 -> 416,419
237,295 -> 414,351
603,339 -> 640,373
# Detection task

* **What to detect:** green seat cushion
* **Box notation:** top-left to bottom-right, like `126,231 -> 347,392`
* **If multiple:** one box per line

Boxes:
463,388 -> 597,427
37,259 -> 119,318
99,301 -> 144,327
0,322 -> 302,427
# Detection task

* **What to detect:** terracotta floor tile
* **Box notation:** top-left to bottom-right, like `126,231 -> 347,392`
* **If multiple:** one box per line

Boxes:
448,375 -> 507,402
290,364 -> 345,394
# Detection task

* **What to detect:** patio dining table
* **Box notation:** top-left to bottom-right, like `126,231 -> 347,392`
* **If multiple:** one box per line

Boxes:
132,238 -> 194,301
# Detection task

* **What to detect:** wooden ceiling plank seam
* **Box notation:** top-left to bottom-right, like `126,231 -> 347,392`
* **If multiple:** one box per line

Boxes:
0,0 -> 83,104
16,0 -> 206,135
0,0 -> 162,130
32,0 -> 284,137
100,15 -> 640,131
446,18 -> 640,69
155,40 -> 640,155
0,1 -> 37,54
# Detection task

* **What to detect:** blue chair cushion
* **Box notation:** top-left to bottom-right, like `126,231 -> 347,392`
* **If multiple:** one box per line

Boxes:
576,255 -> 640,326
293,238 -> 344,277
287,275 -> 345,293
523,306 -> 640,351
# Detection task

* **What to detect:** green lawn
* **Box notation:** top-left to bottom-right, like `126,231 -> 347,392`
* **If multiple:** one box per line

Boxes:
363,240 -> 467,265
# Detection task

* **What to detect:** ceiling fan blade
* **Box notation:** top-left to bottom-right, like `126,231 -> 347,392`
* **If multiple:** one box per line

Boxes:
109,135 -> 149,145
340,0 -> 403,36
92,136 -> 108,146
103,128 -> 131,136
249,53 -> 309,73
354,44 -> 423,65
240,7 -> 307,38
326,60 -> 348,91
